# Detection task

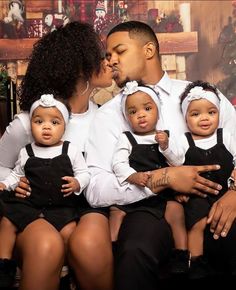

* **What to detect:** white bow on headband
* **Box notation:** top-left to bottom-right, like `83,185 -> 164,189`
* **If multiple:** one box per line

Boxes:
122,81 -> 162,118
29,94 -> 69,124
181,86 -> 220,118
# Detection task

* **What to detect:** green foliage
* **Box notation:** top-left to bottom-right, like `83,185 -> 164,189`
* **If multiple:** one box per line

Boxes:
0,64 -> 8,97
217,11 -> 236,100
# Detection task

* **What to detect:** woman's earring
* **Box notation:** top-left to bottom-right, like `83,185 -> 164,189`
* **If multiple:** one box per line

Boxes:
81,81 -> 89,95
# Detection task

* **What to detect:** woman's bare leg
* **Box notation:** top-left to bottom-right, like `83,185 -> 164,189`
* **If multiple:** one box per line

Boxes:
16,219 -> 65,290
60,221 -> 77,265
68,213 -> 113,290
60,221 -> 77,248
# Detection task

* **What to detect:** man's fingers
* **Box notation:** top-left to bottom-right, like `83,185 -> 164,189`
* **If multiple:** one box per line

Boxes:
197,164 -> 220,173
220,213 -> 235,237
15,193 -> 26,198
209,204 -> 223,236
189,189 -> 207,198
15,186 -> 30,197
20,176 -> 29,184
207,202 -> 217,224
18,180 -> 31,191
212,211 -> 229,239
195,175 -> 222,193
15,190 -> 30,198
210,206 -> 234,239
63,193 -> 71,197
62,188 -> 72,193
193,183 -> 219,196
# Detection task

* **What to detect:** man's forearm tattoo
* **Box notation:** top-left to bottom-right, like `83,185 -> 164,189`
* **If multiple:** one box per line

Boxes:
150,168 -> 170,189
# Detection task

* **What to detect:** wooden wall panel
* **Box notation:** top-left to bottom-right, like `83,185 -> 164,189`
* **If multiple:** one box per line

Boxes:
0,32 -> 197,60
187,1 -> 232,84
0,1 -> 233,88
147,1 -> 233,84
25,0 -> 53,12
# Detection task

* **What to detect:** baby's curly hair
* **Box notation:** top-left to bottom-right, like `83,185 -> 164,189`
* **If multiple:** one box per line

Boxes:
18,21 -> 104,111
180,80 -> 220,104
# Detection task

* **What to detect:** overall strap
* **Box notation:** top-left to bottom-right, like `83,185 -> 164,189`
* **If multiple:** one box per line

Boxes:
216,128 -> 223,144
25,143 -> 35,157
62,141 -> 70,154
123,131 -> 138,146
185,132 -> 195,147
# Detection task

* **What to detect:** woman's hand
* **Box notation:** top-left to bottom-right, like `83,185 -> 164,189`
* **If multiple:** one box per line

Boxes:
15,176 -> 31,198
148,165 -> 222,198
207,189 -> 236,239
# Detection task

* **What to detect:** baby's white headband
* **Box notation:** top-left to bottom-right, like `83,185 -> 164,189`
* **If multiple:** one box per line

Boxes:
122,81 -> 161,120
181,86 -> 220,119
29,94 -> 69,124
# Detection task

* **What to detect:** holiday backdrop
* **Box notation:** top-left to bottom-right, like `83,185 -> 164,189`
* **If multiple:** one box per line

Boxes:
0,0 -> 235,107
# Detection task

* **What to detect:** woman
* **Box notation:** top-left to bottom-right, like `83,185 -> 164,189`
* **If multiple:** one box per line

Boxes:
0,21 -> 113,290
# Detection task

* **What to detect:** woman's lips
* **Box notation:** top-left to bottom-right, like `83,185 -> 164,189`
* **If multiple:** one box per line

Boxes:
112,69 -> 119,79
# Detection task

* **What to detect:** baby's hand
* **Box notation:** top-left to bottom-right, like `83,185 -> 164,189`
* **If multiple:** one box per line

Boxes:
175,194 -> 189,203
155,130 -> 169,151
127,172 -> 150,187
61,176 -> 80,197
0,182 -> 6,191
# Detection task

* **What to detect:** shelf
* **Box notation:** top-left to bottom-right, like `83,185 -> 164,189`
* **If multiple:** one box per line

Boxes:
0,32 -> 198,61
158,31 -> 198,54
0,38 -> 38,61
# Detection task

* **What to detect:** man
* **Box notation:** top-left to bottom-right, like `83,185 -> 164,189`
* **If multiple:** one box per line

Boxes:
85,21 -> 236,290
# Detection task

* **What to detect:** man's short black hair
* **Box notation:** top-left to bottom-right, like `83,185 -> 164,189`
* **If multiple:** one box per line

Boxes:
108,21 -> 159,53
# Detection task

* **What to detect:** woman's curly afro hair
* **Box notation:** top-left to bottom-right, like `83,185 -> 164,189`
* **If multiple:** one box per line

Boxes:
18,21 -> 104,111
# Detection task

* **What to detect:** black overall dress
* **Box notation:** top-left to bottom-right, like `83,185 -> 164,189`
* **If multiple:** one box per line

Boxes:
116,131 -> 173,218
183,128 -> 234,230
3,141 -> 80,231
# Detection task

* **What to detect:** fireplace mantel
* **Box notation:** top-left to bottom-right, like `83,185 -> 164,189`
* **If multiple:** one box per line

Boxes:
0,31 -> 198,61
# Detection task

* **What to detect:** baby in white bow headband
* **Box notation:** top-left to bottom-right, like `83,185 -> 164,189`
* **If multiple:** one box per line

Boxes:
0,93 -> 90,274
110,81 -> 166,242
29,94 -> 69,147
156,80 -> 236,277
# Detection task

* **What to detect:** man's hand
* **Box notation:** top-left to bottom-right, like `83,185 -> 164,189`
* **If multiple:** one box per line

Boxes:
61,176 -> 80,197
126,172 -> 151,187
155,130 -> 169,151
148,165 -> 222,198
207,189 -> 236,239
15,176 -> 31,198
169,165 -> 222,197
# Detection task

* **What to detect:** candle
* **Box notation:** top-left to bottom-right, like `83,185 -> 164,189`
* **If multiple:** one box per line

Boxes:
58,0 -> 62,13
179,3 -> 191,32
104,0 -> 108,13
